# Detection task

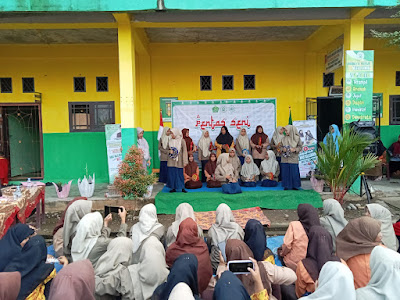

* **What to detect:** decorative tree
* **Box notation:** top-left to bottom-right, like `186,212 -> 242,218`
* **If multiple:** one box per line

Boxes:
371,7 -> 400,46
114,145 -> 156,199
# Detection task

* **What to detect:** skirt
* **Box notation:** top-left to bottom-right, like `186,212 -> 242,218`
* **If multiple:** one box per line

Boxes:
167,167 -> 185,190
222,182 -> 242,194
239,156 -> 245,165
159,161 -> 168,183
185,180 -> 202,189
207,180 -> 222,188
261,179 -> 278,187
201,160 -> 208,182
253,159 -> 262,168
277,156 -> 282,181
281,163 -> 301,190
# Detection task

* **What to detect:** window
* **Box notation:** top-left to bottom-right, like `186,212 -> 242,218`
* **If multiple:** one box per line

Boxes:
74,77 -> 86,92
0,78 -> 12,93
69,101 -> 115,132
96,77 -> 108,92
323,73 -> 334,87
22,78 -> 35,93
244,75 -> 255,90
222,75 -> 234,90
396,71 -> 400,86
200,76 -> 212,91
390,95 -> 400,125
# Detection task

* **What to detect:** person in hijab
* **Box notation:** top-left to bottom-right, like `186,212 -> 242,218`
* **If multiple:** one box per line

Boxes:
137,127 -> 151,170
215,153 -> 239,184
184,152 -> 203,189
166,203 -> 204,248
215,126 -> 234,157
63,199 -> 93,261
49,259 -> 95,300
279,204 -> 320,271
336,216 -> 383,289
260,150 -> 280,187
323,124 -> 341,153
131,204 -> 165,262
167,128 -> 189,193
388,134 -> 400,176
208,203 -> 245,271
270,126 -> 284,181
365,203 -> 398,251
319,199 -> 348,252
166,218 -> 213,293
158,126 -> 171,183
250,126 -> 270,168
244,219 -> 274,264
198,129 -> 213,182
182,128 -> 197,153
236,127 -> 251,165
0,223 -> 35,272
298,261 -> 356,300
281,125 -> 302,190
0,272 -> 21,300
52,197 -> 87,257
394,219 -> 400,253
356,246 -> 400,300
214,271 -> 251,300
295,226 -> 340,297
240,155 -> 260,187
5,235 -> 56,300
204,152 -> 222,188
229,148 -> 242,175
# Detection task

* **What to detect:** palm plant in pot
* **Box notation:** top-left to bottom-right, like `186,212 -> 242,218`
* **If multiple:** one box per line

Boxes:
316,127 -> 378,204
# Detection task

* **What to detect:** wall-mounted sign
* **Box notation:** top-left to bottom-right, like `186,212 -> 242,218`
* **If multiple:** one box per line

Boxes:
160,97 -> 177,122
325,45 -> 343,73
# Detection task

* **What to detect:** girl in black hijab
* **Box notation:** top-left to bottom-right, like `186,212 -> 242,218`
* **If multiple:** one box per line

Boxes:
215,126 -> 234,157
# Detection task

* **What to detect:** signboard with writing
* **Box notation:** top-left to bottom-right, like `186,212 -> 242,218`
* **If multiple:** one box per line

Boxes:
325,45 -> 344,73
105,124 -> 122,184
171,99 -> 276,144
293,120 -> 318,178
160,97 -> 177,122
343,50 -> 374,123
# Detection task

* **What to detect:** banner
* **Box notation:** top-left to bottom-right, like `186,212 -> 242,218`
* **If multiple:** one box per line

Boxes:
105,124 -> 122,184
325,45 -> 343,73
343,50 -> 374,123
172,99 -> 276,145
293,120 -> 318,178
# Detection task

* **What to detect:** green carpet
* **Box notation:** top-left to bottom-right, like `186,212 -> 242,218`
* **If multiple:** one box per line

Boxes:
155,190 -> 322,214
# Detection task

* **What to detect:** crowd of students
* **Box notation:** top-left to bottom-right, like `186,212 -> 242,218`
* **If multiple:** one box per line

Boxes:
1,198 -> 399,300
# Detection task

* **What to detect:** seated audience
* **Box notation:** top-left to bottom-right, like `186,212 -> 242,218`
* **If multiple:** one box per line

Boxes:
204,153 -> 222,188
244,219 -> 274,263
240,155 -> 260,187
388,134 -> 400,176
0,271 -> 21,300
184,152 -> 203,189
215,153 -> 239,184
394,219 -> 400,253
260,150 -> 280,187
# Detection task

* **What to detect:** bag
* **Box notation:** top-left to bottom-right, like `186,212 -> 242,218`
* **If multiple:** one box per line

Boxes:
261,179 -> 278,187
222,182 -> 242,194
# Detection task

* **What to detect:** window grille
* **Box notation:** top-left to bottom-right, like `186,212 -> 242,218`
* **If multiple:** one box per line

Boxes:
96,77 -> 109,92
74,77 -> 86,92
223,75 -> 234,90
22,78 -> 35,93
390,95 -> 400,125
244,75 -> 255,90
0,78 -> 12,93
323,73 -> 334,87
396,71 -> 400,86
69,101 -> 115,132
200,76 -> 212,91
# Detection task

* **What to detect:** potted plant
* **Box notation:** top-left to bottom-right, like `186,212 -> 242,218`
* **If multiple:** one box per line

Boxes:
52,180 -> 73,199
78,164 -> 95,198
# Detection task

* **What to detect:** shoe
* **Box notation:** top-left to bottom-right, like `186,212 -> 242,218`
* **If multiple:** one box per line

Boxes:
169,189 -> 176,193
182,189 -> 188,193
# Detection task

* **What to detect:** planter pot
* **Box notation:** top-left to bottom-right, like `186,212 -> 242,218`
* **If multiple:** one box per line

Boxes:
144,185 -> 153,199
78,174 -> 95,198
52,180 -> 73,199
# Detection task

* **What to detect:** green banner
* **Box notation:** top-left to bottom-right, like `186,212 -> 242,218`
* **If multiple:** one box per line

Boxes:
343,50 -> 374,123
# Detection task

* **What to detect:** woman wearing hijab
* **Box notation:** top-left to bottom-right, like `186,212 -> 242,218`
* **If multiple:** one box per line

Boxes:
388,134 -> 400,176
365,203 -> 398,251
319,199 -> 348,252
182,128 -> 197,153
184,152 -> 203,189
336,216 -> 383,289
298,261 -> 356,300
5,235 -> 56,300
166,218 -> 213,293
394,219 -> 400,253
0,223 -> 35,272
229,148 -> 242,175
260,150 -> 280,187
204,152 -> 222,188
137,127 -> 151,170
198,129 -> 213,182
356,246 -> 400,300
166,203 -> 203,248
167,128 -> 189,193
215,153 -> 239,185
236,127 -> 251,165
214,271 -> 252,300
158,126 -> 171,183
271,127 -> 284,181
250,126 -> 270,168
323,124 -> 341,153
49,260 -> 95,300
279,204 -> 320,271
208,203 -> 245,271
244,219 -> 274,263
281,125 -> 302,190
295,226 -> 340,298
215,126 -> 234,157
0,272 -> 21,300
240,155 -> 260,187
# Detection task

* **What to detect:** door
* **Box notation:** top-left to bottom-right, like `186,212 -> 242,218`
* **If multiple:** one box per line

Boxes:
317,97 -> 343,142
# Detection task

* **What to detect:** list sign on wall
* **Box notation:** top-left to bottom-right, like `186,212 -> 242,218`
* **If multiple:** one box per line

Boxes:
343,50 -> 374,123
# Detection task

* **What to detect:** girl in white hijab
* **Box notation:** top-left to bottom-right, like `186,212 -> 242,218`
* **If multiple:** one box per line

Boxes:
215,153 -> 238,184
165,203 -> 204,248
198,130 -> 212,183
366,204 -> 398,251
236,127 -> 251,165
137,127 -> 151,170
240,155 -> 260,186
260,150 -> 280,181
299,261 -> 356,300
320,199 -> 348,252
271,127 -> 284,156
158,126 -> 171,184
229,148 -> 242,175
356,246 -> 400,300
167,128 -> 189,193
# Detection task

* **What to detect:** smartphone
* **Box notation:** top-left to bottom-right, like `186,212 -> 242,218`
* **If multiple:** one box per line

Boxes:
227,260 -> 254,275
104,206 -> 120,216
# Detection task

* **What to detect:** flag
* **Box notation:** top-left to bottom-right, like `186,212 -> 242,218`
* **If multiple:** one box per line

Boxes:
157,110 -> 164,140
288,107 -> 293,125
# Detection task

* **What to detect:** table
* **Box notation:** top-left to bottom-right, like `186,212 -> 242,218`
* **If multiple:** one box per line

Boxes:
0,185 -> 45,238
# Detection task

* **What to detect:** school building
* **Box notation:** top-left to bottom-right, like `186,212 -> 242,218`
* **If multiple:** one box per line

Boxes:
0,0 -> 400,183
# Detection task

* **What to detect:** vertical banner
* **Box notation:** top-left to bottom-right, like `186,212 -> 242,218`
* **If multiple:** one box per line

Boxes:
105,124 -> 122,184
343,50 -> 374,123
293,120 -> 318,178
160,97 -> 176,122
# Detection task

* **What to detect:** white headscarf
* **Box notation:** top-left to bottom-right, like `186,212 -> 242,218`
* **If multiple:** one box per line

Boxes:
272,126 -> 284,145
208,203 -> 244,246
321,199 -> 348,237
240,155 -> 260,179
283,125 -> 300,148
170,203 -> 196,237
169,128 -> 183,161
299,261 -> 356,300
130,204 -> 163,253
137,127 -> 150,161
198,130 -> 212,158
237,127 -> 250,154
71,212 -> 103,262
160,126 -> 170,150
260,150 -> 279,175
169,283 -> 195,300
356,246 -> 400,300
217,153 -> 235,177
366,204 -> 398,251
